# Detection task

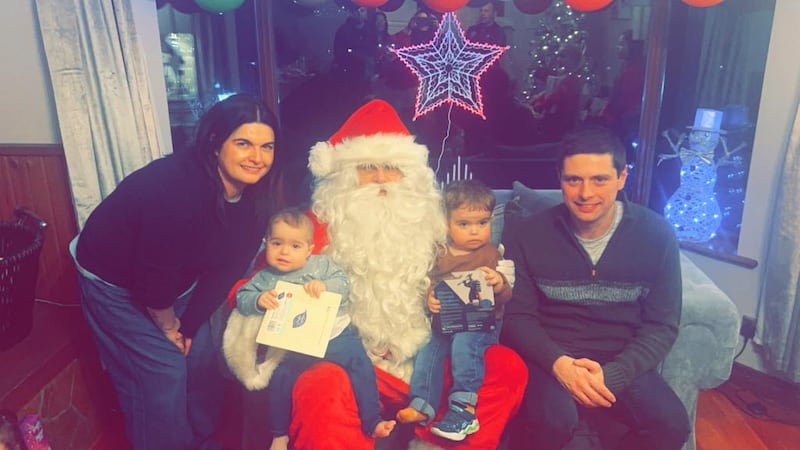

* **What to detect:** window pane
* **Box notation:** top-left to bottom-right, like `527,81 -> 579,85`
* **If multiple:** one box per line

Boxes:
156,0 -> 260,154
652,0 -> 775,255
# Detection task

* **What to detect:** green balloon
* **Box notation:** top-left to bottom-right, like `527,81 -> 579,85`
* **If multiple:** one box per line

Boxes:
194,0 -> 246,14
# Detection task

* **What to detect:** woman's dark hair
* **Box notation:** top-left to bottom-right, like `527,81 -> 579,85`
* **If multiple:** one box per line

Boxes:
192,94 -> 281,226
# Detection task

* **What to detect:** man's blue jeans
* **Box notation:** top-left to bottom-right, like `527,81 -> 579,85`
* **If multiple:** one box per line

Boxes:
72,240 -> 223,450
517,361 -> 690,450
268,327 -> 382,437
407,327 -> 498,422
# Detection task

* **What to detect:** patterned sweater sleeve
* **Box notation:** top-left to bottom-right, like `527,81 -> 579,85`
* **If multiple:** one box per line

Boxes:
601,227 -> 682,394
235,269 -> 278,316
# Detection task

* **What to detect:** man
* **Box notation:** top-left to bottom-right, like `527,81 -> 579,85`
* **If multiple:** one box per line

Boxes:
332,6 -> 376,79
601,30 -> 645,162
466,2 -> 506,46
288,99 -> 526,450
530,44 -> 584,142
502,127 -> 690,450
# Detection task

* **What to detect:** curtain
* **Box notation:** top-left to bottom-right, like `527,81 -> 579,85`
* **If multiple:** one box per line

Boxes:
757,91 -> 800,382
694,2 -> 773,111
35,0 -> 162,227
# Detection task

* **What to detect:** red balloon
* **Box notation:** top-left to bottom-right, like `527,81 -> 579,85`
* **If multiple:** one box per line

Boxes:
682,0 -> 724,7
421,0 -> 470,13
352,0 -> 390,6
564,0 -> 613,12
513,0 -> 553,15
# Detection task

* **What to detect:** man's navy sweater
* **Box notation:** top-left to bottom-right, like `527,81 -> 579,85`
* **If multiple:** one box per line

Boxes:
502,198 -> 682,393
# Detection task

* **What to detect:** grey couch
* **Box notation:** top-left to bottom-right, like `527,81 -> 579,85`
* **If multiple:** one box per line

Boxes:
493,183 -> 740,450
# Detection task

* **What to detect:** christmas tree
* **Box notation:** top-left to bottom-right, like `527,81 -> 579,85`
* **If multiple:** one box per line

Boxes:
520,0 -> 596,101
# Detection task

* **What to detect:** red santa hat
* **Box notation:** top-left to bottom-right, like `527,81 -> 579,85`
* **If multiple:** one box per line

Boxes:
308,99 -> 429,178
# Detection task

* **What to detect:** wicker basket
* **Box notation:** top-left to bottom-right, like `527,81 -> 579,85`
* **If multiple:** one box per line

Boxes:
0,207 -> 46,351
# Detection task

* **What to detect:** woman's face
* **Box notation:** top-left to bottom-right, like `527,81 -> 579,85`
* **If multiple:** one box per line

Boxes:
216,122 -> 275,200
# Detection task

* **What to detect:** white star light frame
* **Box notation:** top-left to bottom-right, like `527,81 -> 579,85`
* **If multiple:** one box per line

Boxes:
392,13 -> 509,120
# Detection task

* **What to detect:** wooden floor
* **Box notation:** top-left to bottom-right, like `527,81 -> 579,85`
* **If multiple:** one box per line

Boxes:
696,363 -> 800,450
697,389 -> 800,450
92,364 -> 800,450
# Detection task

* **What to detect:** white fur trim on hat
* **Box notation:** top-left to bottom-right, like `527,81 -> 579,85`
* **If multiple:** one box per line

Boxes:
308,133 -> 429,178
223,309 -> 286,391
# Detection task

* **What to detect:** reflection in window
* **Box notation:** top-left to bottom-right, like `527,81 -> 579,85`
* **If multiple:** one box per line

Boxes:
652,0 -> 774,256
156,1 -> 259,154
151,0 -> 775,260
162,33 -> 198,101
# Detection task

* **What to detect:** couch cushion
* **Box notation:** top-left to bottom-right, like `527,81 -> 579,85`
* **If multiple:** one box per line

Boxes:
511,180 -> 562,214
492,181 -> 562,245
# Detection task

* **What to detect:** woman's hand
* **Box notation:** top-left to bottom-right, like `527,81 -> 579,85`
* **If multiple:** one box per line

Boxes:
147,306 -> 191,356
163,324 -> 191,356
257,290 -> 281,311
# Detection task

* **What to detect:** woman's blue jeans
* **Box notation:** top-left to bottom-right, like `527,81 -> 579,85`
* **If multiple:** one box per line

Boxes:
72,239 -> 224,450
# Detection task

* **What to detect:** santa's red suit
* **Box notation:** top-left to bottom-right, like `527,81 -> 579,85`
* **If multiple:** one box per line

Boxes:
224,100 -> 526,450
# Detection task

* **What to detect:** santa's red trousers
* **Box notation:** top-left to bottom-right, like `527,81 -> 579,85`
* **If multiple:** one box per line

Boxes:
287,345 -> 527,449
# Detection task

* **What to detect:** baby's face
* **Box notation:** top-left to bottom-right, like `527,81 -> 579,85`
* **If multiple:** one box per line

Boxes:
447,205 -> 492,253
264,221 -> 312,273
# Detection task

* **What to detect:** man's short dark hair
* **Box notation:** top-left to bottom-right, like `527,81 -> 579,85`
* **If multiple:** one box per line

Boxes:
557,126 -> 627,175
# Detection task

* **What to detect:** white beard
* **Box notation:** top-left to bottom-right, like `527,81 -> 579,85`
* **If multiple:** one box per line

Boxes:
312,166 -> 446,382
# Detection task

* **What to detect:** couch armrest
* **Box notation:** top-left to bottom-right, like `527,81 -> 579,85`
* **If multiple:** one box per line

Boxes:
660,253 -> 740,450
661,252 -> 740,390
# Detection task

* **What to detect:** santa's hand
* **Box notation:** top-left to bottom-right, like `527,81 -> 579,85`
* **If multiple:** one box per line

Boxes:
304,280 -> 326,298
496,244 -> 515,289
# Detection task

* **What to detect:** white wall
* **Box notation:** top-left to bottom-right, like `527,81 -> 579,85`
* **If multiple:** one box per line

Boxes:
0,0 -> 60,143
0,0 -> 171,152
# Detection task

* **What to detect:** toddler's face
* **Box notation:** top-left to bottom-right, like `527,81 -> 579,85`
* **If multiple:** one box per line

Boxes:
447,205 -> 492,253
265,221 -> 312,272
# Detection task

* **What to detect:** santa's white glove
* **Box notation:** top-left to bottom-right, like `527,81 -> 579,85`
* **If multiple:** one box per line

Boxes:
496,244 -> 515,289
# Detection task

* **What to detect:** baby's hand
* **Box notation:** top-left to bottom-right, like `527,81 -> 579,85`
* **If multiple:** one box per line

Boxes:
427,290 -> 441,314
304,280 -> 326,298
257,290 -> 281,311
479,266 -> 505,293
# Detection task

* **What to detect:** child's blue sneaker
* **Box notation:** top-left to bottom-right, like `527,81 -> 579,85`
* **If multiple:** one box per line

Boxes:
430,401 -> 479,441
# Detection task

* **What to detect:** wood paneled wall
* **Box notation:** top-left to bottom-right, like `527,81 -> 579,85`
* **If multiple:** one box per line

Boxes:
0,145 -> 79,304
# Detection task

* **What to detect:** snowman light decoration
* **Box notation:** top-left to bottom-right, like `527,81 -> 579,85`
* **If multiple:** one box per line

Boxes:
659,108 -> 745,243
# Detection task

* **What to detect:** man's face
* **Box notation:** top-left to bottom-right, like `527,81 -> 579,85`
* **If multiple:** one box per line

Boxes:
479,4 -> 496,24
560,153 -> 626,238
356,163 -> 404,191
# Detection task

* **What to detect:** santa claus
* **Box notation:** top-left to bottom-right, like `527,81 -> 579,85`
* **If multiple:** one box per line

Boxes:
225,100 -> 526,449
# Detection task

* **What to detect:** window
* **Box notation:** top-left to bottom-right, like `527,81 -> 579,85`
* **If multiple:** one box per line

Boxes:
156,0 -> 775,263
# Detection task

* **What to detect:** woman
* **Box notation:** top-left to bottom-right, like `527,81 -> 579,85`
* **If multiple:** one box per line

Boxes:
71,94 -> 280,450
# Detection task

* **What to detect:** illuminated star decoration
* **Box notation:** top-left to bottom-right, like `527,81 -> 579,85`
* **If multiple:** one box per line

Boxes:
392,12 -> 509,120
